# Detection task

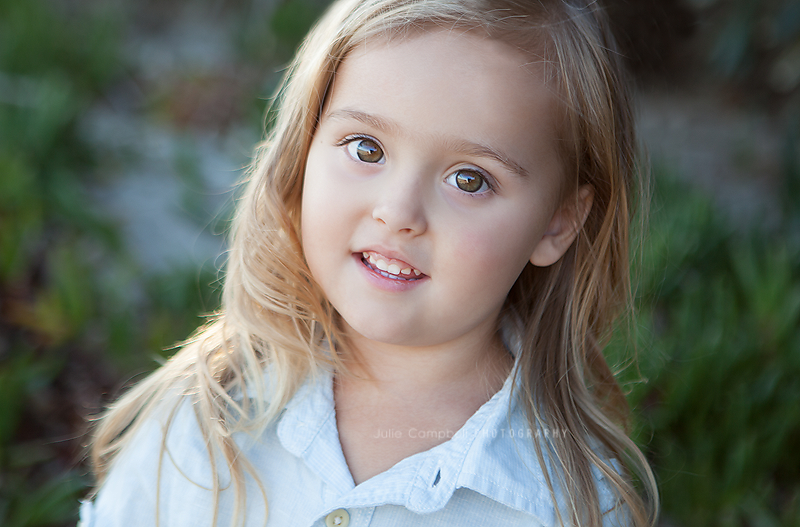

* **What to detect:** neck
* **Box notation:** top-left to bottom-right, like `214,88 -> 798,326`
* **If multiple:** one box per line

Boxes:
336,321 -> 513,407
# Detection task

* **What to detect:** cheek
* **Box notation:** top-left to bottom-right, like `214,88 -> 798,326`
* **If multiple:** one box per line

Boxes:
452,206 -> 548,265
448,214 -> 543,299
301,159 -> 335,263
302,148 -> 340,236
302,143 -> 362,214
301,146 -> 367,271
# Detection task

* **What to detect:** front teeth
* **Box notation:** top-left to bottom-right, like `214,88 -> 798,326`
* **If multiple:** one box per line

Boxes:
362,252 -> 421,278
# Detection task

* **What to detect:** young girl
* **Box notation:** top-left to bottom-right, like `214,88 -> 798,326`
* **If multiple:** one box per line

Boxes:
81,0 -> 658,525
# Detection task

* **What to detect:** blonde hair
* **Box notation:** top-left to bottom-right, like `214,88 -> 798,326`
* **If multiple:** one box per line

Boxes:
90,0 -> 657,525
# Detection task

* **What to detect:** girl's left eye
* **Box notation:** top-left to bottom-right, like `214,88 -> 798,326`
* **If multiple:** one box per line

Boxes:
345,137 -> 385,164
445,169 -> 491,194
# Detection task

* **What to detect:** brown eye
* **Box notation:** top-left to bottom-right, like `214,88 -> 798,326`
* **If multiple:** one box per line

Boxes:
451,170 -> 488,193
347,138 -> 384,163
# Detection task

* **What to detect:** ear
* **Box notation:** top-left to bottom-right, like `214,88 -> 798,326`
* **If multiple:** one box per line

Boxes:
530,185 -> 594,267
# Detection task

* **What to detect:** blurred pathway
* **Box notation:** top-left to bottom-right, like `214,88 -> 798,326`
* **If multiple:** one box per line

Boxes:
638,88 -> 785,230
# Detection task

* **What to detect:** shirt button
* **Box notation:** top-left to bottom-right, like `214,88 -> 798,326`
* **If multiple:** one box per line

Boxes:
325,508 -> 350,527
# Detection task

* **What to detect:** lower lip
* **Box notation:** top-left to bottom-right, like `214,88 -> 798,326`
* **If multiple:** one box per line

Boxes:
354,254 -> 427,291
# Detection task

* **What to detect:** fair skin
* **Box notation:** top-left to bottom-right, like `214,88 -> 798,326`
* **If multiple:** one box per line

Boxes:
301,29 -> 592,485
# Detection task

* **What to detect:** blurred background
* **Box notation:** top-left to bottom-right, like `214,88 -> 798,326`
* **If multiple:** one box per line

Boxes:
1,0 -> 799,525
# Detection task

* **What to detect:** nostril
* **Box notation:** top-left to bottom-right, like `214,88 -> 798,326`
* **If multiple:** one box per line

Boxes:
371,202 -> 427,235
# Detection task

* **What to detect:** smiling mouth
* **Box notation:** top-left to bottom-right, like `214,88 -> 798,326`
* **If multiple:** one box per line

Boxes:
361,251 -> 424,281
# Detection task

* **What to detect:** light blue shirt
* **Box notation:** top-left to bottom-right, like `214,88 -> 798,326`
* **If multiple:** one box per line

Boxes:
79,369 -> 624,526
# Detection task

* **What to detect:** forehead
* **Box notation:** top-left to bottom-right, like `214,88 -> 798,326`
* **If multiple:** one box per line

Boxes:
323,29 -> 562,180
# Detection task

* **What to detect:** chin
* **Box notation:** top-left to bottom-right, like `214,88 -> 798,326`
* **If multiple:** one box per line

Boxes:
344,316 -> 427,348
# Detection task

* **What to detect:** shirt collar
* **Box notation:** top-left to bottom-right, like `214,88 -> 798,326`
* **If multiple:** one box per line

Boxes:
276,368 -> 356,491
274,365 -> 602,525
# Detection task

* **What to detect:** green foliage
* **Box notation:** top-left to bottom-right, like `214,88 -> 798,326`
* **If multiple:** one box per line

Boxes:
4,472 -> 88,527
780,115 -> 800,234
610,168 -> 800,526
141,265 -> 223,361
270,0 -> 326,54
236,0 -> 327,66
0,0 -> 120,89
692,0 -> 800,95
0,0 -> 222,525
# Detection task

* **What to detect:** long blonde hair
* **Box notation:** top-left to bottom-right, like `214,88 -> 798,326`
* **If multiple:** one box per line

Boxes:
90,0 -> 657,525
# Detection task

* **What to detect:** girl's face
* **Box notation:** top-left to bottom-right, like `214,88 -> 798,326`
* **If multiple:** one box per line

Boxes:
301,29 -> 584,351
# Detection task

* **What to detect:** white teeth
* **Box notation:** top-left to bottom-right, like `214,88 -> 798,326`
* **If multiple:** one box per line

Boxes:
362,251 -> 423,278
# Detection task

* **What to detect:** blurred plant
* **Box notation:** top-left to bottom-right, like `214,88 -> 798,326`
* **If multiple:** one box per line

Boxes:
609,167 -> 800,527
0,0 -> 123,523
0,0 -> 223,525
687,0 -> 800,102
780,112 -> 800,242
236,0 -> 326,64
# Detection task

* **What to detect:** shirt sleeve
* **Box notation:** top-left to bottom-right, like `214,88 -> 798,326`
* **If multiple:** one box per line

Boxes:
596,459 -> 634,527
82,398 -> 224,527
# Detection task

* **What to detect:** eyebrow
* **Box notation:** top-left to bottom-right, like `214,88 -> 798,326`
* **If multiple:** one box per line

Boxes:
326,108 -> 530,178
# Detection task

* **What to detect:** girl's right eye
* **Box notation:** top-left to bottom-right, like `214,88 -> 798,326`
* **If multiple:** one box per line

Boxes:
345,137 -> 385,164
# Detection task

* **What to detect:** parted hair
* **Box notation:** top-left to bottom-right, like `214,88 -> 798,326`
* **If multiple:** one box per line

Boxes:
89,0 -> 658,525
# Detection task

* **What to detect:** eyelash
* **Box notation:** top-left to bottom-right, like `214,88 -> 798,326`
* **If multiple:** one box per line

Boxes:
337,133 -> 376,146
336,134 -> 496,196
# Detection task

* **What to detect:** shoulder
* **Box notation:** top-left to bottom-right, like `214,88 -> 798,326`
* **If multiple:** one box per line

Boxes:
83,395 -> 229,526
82,376 -> 306,527
455,396 -> 627,526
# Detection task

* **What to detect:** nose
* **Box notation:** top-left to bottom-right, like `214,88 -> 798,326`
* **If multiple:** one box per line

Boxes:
371,172 -> 428,235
